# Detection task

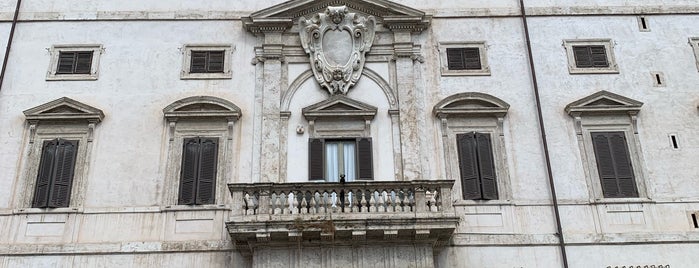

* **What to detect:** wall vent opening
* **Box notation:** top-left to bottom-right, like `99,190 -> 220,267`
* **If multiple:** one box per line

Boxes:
652,72 -> 665,87
669,134 -> 679,149
638,16 -> 650,32
692,213 -> 699,229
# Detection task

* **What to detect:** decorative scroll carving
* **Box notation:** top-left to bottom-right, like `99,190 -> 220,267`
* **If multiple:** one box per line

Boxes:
299,6 -> 376,95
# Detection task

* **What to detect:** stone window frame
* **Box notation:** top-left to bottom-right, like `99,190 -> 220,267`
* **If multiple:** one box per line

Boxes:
563,39 -> 619,74
14,97 -> 104,212
180,44 -> 234,80
438,42 -> 491,76
434,92 -> 512,203
566,90 -> 650,201
46,44 -> 103,81
689,37 -> 699,72
162,96 -> 241,209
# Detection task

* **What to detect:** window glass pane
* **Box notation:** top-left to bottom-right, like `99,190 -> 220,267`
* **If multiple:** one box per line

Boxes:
325,143 -> 339,182
343,142 -> 356,182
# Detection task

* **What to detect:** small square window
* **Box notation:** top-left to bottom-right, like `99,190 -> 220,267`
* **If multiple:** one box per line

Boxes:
563,39 -> 618,74
309,138 -> 373,182
689,37 -> 699,72
46,44 -> 102,81
190,51 -> 225,73
439,42 -> 490,76
181,44 -> 233,80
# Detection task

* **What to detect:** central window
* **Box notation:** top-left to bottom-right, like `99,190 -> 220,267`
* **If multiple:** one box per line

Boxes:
309,138 -> 373,182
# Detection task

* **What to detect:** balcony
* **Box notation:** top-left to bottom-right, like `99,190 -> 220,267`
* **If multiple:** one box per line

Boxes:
226,180 -> 459,255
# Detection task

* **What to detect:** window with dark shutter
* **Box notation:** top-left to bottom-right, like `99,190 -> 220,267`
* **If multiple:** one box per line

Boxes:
456,132 -> 498,200
446,47 -> 482,70
572,45 -> 609,68
32,139 -> 78,208
591,132 -> 638,198
56,51 -> 93,74
178,137 -> 218,205
308,138 -> 373,181
190,51 -> 225,73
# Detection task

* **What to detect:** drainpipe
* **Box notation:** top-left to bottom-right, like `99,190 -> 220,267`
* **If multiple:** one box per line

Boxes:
0,0 -> 22,93
518,1 -> 569,267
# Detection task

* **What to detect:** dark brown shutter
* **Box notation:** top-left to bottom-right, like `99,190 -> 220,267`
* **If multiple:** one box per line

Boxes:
457,133 -> 481,199
195,138 -> 218,205
48,139 -> 78,208
589,46 -> 609,67
74,52 -> 93,74
476,133 -> 498,200
179,138 -> 199,205
207,51 -> 225,72
357,138 -> 373,180
33,140 -> 58,208
573,45 -> 609,68
462,47 -> 482,70
56,52 -> 76,74
190,51 -> 207,73
447,48 -> 481,70
573,46 -> 593,68
592,132 -> 638,198
308,138 -> 324,180
608,133 -> 638,197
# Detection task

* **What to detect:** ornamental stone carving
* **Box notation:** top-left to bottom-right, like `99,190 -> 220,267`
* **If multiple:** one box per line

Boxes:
299,6 -> 376,95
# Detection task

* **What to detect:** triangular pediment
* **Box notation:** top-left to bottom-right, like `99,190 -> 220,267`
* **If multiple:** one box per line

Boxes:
164,96 -> 241,121
565,90 -> 643,116
23,97 -> 104,123
303,95 -> 377,120
433,92 -> 510,118
244,0 -> 429,33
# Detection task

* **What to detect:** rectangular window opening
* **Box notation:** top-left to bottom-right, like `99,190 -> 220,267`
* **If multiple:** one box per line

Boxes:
456,132 -> 498,200
32,138 -> 79,208
572,45 -> 609,68
591,131 -> 639,198
670,134 -> 679,149
446,47 -> 482,70
692,213 -> 699,228
308,138 -> 373,181
178,137 -> 218,205
56,51 -> 93,75
638,16 -> 649,31
190,50 -> 225,73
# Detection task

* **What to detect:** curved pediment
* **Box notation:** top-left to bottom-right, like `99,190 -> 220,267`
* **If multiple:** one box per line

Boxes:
23,97 -> 104,123
163,96 -> 241,121
302,95 -> 377,120
243,0 -> 430,33
433,92 -> 510,118
565,90 -> 643,116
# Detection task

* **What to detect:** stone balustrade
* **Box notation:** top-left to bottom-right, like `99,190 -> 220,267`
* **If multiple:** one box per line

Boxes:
226,180 -> 459,255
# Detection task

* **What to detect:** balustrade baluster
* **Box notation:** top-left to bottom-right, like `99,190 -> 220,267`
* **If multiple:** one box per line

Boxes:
300,193 -> 308,214
386,190 -> 394,213
360,191 -> 368,212
273,193 -> 282,215
281,193 -> 289,214
369,191 -> 377,212
310,192 -> 318,214
378,190 -> 386,212
429,190 -> 438,212
292,192 -> 299,214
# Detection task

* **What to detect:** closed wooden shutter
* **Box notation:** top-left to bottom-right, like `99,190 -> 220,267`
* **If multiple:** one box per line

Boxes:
179,138 -> 199,205
196,138 -> 218,205
48,139 -> 78,207
74,52 -> 93,74
446,48 -> 482,70
56,52 -> 76,74
207,51 -> 225,72
190,51 -> 208,73
308,139 -> 324,180
32,140 -> 58,208
457,133 -> 481,199
592,132 -> 638,198
573,45 -> 609,68
476,133 -> 498,200
357,138 -> 373,180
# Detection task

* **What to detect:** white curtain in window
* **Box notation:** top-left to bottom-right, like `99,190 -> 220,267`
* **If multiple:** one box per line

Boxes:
343,142 -> 356,182
325,143 -> 339,182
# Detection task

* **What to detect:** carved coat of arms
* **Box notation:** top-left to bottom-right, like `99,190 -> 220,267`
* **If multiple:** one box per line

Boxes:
299,6 -> 376,95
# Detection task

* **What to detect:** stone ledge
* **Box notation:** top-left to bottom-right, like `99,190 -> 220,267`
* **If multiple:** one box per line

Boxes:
0,240 -> 233,256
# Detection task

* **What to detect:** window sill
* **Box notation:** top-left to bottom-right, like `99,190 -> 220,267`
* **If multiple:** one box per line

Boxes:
440,68 -> 491,76
161,204 -> 229,212
590,197 -> 654,205
46,73 -> 99,81
453,199 -> 513,206
179,72 -> 232,80
13,207 -> 82,215
568,67 -> 619,74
